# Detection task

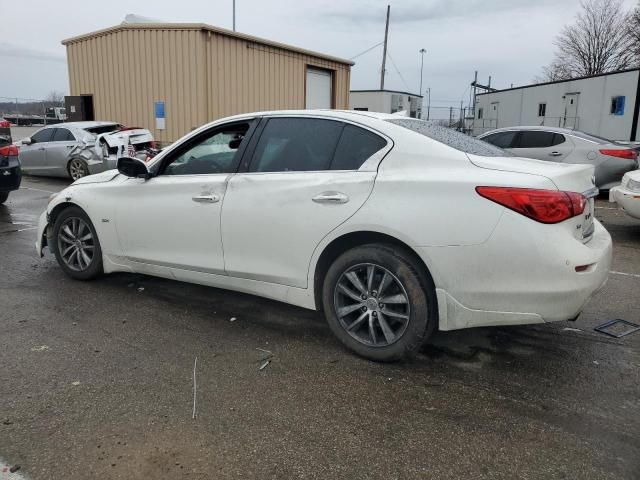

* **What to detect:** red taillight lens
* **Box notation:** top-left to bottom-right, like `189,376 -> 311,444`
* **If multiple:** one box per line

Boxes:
150,141 -> 157,149
476,187 -> 586,224
0,144 -> 19,156
599,149 -> 638,160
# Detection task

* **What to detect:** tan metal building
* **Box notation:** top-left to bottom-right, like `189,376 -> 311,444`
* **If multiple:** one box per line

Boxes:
62,23 -> 353,143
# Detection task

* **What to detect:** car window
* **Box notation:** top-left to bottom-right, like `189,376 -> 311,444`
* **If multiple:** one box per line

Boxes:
162,123 -> 250,176
516,131 -> 556,148
52,128 -> 75,142
551,133 -> 566,146
331,125 -> 387,170
482,131 -> 518,148
31,128 -> 54,143
387,118 -> 510,157
84,124 -> 123,135
250,118 -> 343,172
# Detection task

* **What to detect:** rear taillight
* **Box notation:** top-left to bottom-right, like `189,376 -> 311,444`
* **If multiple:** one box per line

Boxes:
476,187 -> 586,224
0,144 -> 19,156
150,141 -> 157,149
599,149 -> 638,160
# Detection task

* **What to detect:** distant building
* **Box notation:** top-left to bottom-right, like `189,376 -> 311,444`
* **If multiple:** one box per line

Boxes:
62,22 -> 353,143
349,90 -> 423,118
472,68 -> 640,142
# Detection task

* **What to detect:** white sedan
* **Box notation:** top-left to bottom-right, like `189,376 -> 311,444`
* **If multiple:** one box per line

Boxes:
609,169 -> 640,219
36,110 -> 612,361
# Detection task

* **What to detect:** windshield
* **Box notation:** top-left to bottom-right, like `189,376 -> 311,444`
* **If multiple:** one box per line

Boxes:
387,118 -> 510,157
84,124 -> 123,135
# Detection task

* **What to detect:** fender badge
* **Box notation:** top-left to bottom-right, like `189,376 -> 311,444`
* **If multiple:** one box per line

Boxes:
101,219 -> 109,223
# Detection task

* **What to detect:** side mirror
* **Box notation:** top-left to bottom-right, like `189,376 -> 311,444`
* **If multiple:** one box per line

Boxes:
117,157 -> 151,179
22,137 -> 33,145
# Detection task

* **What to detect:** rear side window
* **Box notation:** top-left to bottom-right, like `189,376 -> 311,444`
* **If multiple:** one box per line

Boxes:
331,125 -> 387,170
250,118 -> 343,172
551,133 -> 565,146
483,131 -> 518,148
52,128 -> 75,142
516,131 -> 556,148
31,129 -> 54,143
84,124 -> 123,135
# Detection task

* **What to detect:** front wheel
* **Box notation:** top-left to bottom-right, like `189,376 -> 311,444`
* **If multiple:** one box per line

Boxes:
68,158 -> 89,180
322,244 -> 437,362
52,207 -> 103,280
0,192 -> 8,204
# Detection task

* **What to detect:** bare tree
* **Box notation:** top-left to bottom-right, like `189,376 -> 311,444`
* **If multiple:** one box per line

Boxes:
540,0 -> 634,81
625,2 -> 640,63
44,90 -> 65,107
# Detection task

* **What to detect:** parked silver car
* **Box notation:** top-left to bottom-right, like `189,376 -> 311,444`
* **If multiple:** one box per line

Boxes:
478,126 -> 638,190
18,122 -> 155,180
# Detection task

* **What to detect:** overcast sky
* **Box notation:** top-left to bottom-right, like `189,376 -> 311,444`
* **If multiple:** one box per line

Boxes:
1,0 -> 637,115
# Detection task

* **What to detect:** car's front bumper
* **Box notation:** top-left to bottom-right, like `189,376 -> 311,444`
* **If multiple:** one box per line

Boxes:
609,185 -> 640,220
35,210 -> 49,258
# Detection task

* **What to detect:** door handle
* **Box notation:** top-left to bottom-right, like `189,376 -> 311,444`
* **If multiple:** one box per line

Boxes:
38,147 -> 45,151
192,194 -> 220,203
549,151 -> 562,157
312,192 -> 349,204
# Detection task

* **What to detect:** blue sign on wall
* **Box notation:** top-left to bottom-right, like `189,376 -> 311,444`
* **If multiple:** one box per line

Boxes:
155,101 -> 166,130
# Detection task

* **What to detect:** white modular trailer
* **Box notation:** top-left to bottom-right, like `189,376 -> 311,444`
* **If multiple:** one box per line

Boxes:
473,68 -> 640,142
350,90 -> 423,118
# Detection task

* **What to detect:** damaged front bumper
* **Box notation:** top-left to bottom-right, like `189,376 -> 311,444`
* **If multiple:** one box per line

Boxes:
35,211 -> 51,258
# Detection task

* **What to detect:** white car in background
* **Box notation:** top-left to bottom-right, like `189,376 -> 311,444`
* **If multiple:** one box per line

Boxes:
36,111 -> 612,361
19,122 -> 155,180
609,170 -> 640,219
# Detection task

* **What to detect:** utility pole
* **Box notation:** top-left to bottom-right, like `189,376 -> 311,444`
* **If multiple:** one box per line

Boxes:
426,87 -> 431,121
380,5 -> 390,90
449,106 -> 453,127
233,0 -> 236,31
419,48 -> 426,118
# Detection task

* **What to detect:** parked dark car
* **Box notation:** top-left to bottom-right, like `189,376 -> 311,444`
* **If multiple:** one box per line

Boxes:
0,142 -> 22,204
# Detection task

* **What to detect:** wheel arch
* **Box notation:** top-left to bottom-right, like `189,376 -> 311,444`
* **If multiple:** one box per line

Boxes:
312,230 -> 437,312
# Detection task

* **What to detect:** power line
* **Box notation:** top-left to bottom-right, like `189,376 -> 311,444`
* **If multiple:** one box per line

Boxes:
386,52 -> 411,92
349,42 -> 384,60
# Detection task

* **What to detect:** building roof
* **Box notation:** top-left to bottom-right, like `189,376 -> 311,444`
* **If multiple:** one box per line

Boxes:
477,67 -> 640,96
350,89 -> 423,98
61,22 -> 354,66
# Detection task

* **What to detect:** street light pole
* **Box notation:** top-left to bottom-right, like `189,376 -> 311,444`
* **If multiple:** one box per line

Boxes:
426,87 -> 431,121
419,48 -> 426,118
233,0 -> 236,31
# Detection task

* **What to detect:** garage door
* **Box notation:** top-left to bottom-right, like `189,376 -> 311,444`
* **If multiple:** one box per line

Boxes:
305,67 -> 333,109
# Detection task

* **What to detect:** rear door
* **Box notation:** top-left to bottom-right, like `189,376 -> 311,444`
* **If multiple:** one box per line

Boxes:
510,130 -> 574,162
221,116 -> 390,288
45,127 -> 78,176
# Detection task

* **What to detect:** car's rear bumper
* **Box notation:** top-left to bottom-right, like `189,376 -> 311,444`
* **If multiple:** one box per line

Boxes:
609,185 -> 640,220
418,216 -> 612,331
0,165 -> 22,192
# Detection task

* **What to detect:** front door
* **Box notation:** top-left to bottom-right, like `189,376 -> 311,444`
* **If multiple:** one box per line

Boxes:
563,93 -> 579,129
19,127 -> 54,174
221,116 -> 389,288
113,121 -> 255,274
44,127 -> 78,176
510,130 -> 575,163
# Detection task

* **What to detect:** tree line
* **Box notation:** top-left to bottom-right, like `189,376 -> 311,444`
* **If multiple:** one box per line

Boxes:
538,0 -> 640,82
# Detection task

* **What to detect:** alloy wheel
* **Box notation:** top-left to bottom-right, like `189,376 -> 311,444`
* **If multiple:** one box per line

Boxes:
57,217 -> 95,271
333,263 -> 411,347
69,159 -> 87,180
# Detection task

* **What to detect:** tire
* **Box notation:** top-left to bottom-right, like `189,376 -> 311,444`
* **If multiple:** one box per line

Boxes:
51,206 -> 103,280
68,158 -> 89,180
0,192 -> 8,204
322,244 -> 437,362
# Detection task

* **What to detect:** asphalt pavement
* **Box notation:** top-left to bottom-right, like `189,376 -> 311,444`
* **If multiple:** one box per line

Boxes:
1,176 -> 639,479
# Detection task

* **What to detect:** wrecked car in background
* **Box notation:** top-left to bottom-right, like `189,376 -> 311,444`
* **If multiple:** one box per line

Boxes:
609,170 -> 640,220
18,122 -> 155,180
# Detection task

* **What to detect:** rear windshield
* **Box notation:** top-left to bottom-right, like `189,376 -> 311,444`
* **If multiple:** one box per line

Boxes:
84,124 -> 123,135
387,118 -> 509,157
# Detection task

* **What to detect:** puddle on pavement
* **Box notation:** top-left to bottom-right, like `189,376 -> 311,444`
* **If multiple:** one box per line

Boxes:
0,213 -> 36,234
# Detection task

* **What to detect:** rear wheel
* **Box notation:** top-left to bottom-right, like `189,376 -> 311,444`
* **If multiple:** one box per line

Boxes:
68,158 -> 89,180
0,192 -> 8,204
52,207 -> 103,280
322,244 -> 436,362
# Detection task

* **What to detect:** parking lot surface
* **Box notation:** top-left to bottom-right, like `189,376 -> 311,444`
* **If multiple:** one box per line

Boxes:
1,176 -> 639,479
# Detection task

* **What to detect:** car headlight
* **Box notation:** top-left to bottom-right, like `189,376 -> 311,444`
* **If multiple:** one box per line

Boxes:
625,177 -> 640,193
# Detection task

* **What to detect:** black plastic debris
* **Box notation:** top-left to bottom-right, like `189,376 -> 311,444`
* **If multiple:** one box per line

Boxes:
594,319 -> 640,338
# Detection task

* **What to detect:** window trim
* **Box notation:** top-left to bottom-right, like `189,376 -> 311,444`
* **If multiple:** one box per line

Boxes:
239,114 -> 393,175
152,119 -> 258,177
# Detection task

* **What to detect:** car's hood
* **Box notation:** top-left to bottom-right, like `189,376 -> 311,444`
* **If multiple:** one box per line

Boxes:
467,154 -> 596,193
71,169 -> 120,185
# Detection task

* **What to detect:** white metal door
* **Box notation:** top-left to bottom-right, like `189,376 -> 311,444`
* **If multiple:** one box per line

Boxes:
113,175 -> 229,274
305,68 -> 333,109
563,93 -> 579,129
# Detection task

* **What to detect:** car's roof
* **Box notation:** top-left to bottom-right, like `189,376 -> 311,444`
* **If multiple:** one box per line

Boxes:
42,121 -> 120,129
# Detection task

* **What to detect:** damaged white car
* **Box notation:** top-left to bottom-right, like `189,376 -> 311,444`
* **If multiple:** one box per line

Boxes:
19,121 -> 155,180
